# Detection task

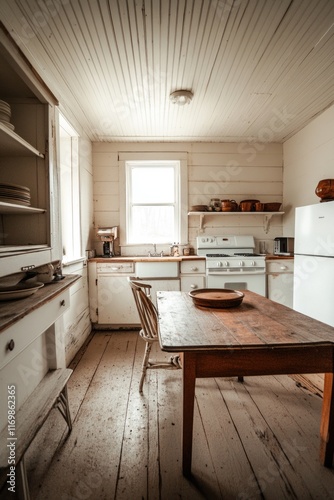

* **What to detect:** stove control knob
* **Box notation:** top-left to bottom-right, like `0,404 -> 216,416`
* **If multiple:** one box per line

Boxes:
223,261 -> 229,267
251,261 -> 256,266
216,261 -> 222,267
239,261 -> 244,266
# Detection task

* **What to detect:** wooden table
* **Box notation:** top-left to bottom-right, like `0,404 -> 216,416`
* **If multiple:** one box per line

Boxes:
156,290 -> 334,477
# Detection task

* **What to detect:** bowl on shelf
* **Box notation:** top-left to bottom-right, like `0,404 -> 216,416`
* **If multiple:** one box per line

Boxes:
221,199 -> 238,212
315,179 -> 334,201
263,202 -> 282,212
254,202 -> 264,212
190,205 -> 208,212
239,199 -> 259,212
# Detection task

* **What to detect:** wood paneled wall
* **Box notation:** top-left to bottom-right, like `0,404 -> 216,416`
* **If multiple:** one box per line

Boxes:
283,103 -> 334,235
93,142 -> 283,254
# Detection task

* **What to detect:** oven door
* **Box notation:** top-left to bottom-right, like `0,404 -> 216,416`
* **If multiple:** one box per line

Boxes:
207,272 -> 265,296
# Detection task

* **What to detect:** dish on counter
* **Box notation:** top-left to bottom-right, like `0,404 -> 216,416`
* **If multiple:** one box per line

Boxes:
0,282 -> 44,301
189,288 -> 244,308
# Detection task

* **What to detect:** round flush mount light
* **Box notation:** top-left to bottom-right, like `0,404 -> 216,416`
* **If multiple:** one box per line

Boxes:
169,89 -> 194,105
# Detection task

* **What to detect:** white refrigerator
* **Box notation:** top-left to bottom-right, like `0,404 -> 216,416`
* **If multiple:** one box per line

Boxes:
293,201 -> 334,327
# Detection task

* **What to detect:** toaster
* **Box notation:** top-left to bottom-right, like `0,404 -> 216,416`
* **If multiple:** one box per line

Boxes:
274,237 -> 294,255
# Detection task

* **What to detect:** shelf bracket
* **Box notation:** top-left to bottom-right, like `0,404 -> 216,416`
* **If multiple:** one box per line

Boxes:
263,214 -> 273,234
199,213 -> 205,232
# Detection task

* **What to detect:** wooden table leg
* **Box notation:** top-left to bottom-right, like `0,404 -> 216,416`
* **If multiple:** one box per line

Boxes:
181,352 -> 196,477
320,372 -> 334,467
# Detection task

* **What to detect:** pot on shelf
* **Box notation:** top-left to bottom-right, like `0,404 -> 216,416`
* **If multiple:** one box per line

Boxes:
315,179 -> 334,201
254,202 -> 264,212
221,199 -> 238,212
239,199 -> 259,212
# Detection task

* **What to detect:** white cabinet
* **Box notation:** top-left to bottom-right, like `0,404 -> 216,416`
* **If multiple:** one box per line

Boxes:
138,278 -> 180,307
0,27 -> 59,277
180,259 -> 206,292
97,275 -> 139,325
88,258 -> 206,326
266,259 -> 294,308
135,260 -> 180,305
88,261 -> 139,327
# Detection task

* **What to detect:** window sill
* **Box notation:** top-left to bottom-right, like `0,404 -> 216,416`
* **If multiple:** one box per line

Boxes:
62,257 -> 86,267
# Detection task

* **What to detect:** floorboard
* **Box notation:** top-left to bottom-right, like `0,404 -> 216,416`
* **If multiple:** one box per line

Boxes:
1,330 -> 334,499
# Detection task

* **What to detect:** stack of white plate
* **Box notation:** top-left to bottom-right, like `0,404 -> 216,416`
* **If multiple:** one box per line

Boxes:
0,99 -> 15,131
0,182 -> 31,206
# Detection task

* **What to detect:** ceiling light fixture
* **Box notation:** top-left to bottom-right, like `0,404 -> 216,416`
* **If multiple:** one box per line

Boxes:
169,89 -> 194,105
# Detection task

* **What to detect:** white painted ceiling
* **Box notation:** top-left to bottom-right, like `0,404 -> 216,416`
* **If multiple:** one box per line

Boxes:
1,0 -> 334,142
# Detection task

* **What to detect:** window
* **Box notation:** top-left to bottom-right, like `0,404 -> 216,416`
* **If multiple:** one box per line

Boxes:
59,114 -> 81,263
120,154 -> 188,246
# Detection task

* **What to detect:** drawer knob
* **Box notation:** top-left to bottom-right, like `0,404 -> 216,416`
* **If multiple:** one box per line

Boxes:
60,299 -> 66,307
190,267 -> 198,271
7,339 -> 15,351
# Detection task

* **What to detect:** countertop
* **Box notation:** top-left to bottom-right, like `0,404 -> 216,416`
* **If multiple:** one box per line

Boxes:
88,255 -> 293,262
265,254 -> 294,260
0,274 -> 80,333
88,255 -> 206,262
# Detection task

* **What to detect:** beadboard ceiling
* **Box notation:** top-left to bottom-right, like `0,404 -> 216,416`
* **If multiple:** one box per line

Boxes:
1,0 -> 334,142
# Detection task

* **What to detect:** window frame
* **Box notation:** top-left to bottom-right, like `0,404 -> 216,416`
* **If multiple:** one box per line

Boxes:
119,152 -> 188,248
58,113 -> 82,264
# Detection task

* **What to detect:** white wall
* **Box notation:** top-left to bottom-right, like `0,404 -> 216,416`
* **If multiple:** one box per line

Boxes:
283,104 -> 334,235
93,141 -> 283,255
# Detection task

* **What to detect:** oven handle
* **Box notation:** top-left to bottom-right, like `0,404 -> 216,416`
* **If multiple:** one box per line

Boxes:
207,270 -> 265,276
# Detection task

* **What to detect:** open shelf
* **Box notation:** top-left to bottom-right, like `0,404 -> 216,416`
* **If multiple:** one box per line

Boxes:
0,123 -> 45,158
188,211 -> 284,233
0,201 -> 46,214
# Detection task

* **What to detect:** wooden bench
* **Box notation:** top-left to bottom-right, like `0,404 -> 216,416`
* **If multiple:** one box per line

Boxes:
0,368 -> 73,500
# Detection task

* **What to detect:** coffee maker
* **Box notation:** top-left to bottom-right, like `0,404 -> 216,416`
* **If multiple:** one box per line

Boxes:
97,226 -> 118,257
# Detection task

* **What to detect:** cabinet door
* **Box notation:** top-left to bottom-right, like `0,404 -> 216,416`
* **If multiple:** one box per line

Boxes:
181,275 -> 205,292
145,279 -> 180,306
97,275 -> 139,325
267,259 -> 294,308
267,274 -> 294,308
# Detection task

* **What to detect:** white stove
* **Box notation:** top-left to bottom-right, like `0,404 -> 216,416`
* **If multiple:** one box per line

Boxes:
197,235 -> 266,296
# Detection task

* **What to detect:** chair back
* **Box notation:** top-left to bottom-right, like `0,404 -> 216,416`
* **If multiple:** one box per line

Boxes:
128,279 -> 158,340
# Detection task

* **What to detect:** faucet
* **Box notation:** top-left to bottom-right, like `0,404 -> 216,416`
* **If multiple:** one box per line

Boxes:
148,243 -> 161,257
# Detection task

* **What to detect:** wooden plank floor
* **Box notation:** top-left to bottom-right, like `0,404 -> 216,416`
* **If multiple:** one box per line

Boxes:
1,330 -> 334,499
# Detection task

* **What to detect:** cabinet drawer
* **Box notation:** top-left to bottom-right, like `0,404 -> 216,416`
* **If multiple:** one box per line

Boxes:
180,259 -> 206,274
0,289 -> 70,370
266,260 -> 294,273
97,262 -> 134,274
181,276 -> 205,292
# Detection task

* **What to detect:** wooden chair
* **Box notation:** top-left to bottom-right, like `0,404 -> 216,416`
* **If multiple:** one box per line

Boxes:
128,278 -> 181,392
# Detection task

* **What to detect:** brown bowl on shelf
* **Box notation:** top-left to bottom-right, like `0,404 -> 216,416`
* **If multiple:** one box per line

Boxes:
221,199 -> 238,212
254,202 -> 264,212
315,179 -> 334,200
264,202 -> 281,212
191,205 -> 208,212
239,199 -> 259,212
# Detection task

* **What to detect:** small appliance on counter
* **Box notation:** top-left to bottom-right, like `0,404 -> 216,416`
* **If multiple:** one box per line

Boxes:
274,237 -> 294,255
97,226 -> 118,257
